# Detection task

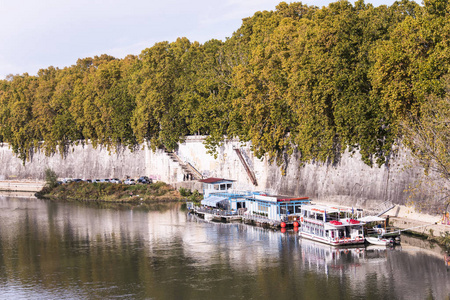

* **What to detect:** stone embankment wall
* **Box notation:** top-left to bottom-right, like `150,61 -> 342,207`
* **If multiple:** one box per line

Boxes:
0,143 -> 182,183
0,137 -> 442,214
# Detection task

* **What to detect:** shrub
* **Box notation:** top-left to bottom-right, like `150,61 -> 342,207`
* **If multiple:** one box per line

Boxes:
179,187 -> 192,197
438,232 -> 450,251
188,190 -> 202,202
151,181 -> 166,190
44,168 -> 58,189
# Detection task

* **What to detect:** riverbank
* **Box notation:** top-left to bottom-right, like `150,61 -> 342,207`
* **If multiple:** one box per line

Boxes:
0,180 -> 44,192
390,216 -> 450,249
35,181 -> 184,203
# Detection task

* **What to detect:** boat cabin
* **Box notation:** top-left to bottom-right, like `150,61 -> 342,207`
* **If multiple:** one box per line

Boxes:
201,191 -> 251,211
199,178 -> 252,210
199,178 -> 235,198
244,194 -> 310,221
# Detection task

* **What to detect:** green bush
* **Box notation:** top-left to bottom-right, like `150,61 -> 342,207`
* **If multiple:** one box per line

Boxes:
188,190 -> 202,202
179,187 -> 192,197
44,168 -> 58,189
151,181 -> 166,189
438,232 -> 450,251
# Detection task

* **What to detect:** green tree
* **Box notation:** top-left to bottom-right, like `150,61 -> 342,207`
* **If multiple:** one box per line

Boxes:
402,75 -> 450,205
44,168 -> 58,189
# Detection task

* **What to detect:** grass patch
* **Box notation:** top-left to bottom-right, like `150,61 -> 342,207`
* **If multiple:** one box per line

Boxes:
36,181 -> 184,203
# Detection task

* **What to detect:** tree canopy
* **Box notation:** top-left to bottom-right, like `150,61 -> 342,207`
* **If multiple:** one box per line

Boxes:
0,0 -> 449,174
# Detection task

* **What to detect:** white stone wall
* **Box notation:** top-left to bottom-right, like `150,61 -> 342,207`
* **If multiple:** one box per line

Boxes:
0,137 -> 444,214
0,143 -> 185,183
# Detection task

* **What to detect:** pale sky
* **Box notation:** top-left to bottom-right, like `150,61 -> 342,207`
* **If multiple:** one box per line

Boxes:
0,0 -> 400,79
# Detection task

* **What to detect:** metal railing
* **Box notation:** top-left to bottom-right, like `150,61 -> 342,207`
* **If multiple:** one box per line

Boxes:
195,207 -> 238,216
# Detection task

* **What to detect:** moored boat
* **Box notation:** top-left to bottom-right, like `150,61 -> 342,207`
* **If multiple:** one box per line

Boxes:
358,215 -> 401,246
299,205 -> 365,246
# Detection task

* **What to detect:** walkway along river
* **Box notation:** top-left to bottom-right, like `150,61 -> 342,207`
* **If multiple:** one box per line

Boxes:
0,194 -> 449,299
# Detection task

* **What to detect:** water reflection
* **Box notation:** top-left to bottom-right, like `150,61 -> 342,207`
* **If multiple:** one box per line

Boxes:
0,195 -> 449,300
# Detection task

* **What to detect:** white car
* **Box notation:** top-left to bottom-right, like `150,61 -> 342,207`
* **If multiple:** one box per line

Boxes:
110,178 -> 121,184
124,179 -> 136,185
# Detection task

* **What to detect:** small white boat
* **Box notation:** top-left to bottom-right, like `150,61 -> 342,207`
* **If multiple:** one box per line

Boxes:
365,236 -> 395,246
358,216 -> 401,245
204,213 -> 214,221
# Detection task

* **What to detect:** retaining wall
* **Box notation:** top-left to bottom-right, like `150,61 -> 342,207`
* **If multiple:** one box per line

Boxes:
0,137 -> 444,214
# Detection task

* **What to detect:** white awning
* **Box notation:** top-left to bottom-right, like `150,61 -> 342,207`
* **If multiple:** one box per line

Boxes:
358,216 -> 385,222
201,196 -> 228,207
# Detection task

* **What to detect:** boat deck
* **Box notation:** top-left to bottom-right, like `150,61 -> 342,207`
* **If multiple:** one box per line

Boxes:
189,206 -> 295,228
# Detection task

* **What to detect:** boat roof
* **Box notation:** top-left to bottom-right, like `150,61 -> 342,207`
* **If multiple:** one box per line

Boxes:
210,191 -> 252,198
248,194 -> 310,203
199,178 -> 235,184
201,195 -> 228,207
358,215 -> 385,222
301,204 -> 355,213
301,205 -> 337,213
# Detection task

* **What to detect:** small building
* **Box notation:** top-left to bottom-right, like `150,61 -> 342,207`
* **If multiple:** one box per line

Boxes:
199,178 -> 235,198
199,178 -> 248,210
244,194 -> 310,222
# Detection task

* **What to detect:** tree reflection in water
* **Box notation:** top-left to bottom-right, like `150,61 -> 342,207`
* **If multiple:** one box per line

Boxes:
0,196 -> 448,299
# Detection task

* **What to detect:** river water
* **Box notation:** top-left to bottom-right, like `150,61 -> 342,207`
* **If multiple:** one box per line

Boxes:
0,195 -> 449,300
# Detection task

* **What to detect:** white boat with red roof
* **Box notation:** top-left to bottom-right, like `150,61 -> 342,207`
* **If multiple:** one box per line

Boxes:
299,204 -> 365,246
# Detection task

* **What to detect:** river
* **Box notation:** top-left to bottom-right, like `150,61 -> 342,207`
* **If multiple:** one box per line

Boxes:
0,195 -> 449,299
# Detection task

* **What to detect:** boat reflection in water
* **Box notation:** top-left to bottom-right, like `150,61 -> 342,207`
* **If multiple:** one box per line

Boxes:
300,238 -> 385,275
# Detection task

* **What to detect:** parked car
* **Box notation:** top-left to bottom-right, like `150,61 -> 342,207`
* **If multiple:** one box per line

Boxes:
62,178 -> 73,184
92,179 -> 101,183
124,178 -> 136,185
73,178 -> 83,183
85,179 -> 92,183
137,176 -> 152,184
110,178 -> 121,184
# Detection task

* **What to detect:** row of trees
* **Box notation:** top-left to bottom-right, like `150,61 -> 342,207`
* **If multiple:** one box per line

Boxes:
0,1 -> 448,180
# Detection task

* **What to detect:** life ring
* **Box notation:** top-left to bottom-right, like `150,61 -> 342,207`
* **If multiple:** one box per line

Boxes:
377,229 -> 383,235
300,217 -> 304,222
344,249 -> 349,254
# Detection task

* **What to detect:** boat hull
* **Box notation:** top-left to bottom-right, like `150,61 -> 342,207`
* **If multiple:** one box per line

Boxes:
365,236 -> 396,246
300,232 -> 365,246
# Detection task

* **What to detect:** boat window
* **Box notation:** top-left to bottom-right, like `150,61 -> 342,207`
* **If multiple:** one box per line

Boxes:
257,203 -> 269,213
317,213 -> 323,221
327,213 -> 338,221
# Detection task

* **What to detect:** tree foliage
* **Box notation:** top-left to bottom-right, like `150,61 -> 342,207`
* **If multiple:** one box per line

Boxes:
0,0 -> 448,179
402,75 -> 450,202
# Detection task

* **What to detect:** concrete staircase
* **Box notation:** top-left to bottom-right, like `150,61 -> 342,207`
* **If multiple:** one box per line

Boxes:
376,200 -> 396,217
234,148 -> 258,186
164,150 -> 203,180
